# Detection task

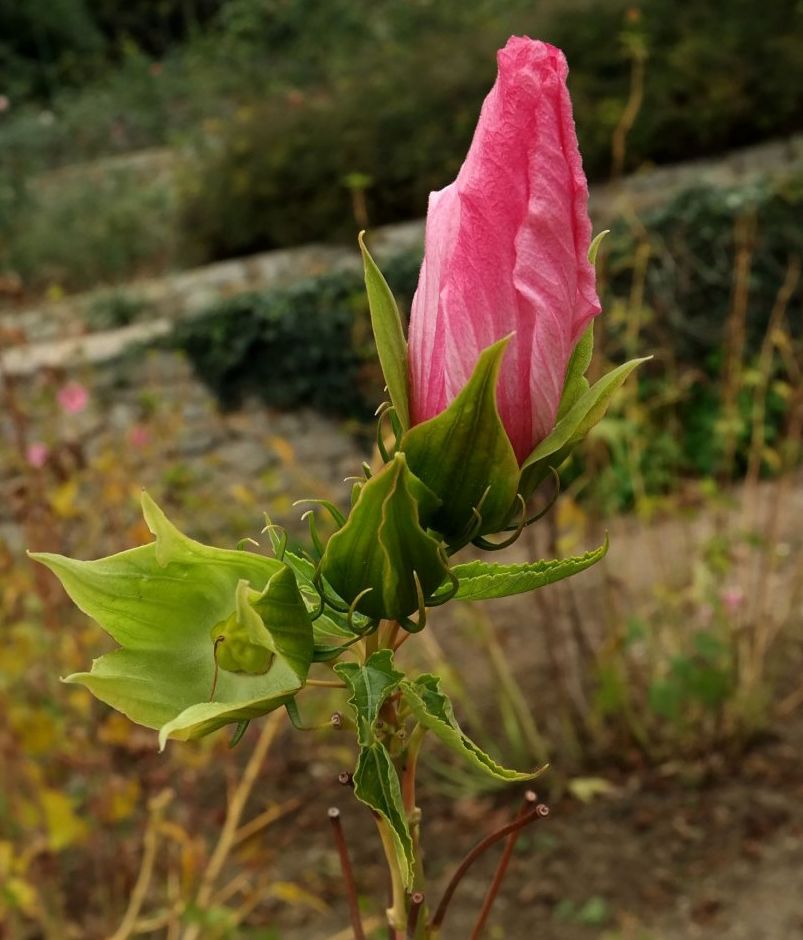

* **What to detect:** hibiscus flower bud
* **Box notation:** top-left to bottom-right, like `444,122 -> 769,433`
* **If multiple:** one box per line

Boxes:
407,36 -> 601,465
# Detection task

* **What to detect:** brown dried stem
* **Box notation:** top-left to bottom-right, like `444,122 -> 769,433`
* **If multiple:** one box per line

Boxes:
469,791 -> 538,940
328,807 -> 367,940
430,801 -> 549,932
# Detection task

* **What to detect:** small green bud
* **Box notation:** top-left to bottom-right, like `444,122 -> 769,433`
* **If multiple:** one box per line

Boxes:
321,453 -> 450,622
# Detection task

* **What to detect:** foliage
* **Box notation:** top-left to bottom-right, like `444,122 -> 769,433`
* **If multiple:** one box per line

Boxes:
1,0 -> 800,286
0,163 -> 177,294
167,252 -> 422,417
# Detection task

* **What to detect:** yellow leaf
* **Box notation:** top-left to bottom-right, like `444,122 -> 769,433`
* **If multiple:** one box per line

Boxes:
4,877 -> 39,915
568,776 -> 617,803
268,881 -> 330,914
49,479 -> 80,519
40,789 -> 88,851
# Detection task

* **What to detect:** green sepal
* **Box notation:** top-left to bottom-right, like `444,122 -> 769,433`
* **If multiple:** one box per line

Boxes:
360,232 -> 410,431
401,675 -> 541,781
400,337 -> 520,541
520,356 -> 650,498
320,453 -> 450,622
30,493 -> 313,748
436,537 -> 609,601
335,651 -> 414,888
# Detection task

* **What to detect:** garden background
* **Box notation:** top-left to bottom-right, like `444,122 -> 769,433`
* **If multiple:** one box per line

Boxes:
1,1 -> 802,938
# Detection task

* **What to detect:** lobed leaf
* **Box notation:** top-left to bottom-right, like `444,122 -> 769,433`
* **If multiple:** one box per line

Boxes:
401,675 -> 541,781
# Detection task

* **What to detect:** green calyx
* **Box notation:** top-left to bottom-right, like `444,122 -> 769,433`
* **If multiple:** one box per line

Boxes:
30,493 -> 313,749
400,337 -> 521,544
320,453 -> 451,624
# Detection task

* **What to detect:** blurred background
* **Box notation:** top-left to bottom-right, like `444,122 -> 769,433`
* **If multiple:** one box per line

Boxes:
1,1 -> 801,938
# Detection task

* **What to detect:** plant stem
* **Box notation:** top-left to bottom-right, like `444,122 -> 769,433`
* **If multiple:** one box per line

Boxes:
469,791 -> 537,940
329,808 -> 367,940
430,801 -> 549,935
406,892 -> 425,939
375,816 -> 407,937
402,724 -> 426,815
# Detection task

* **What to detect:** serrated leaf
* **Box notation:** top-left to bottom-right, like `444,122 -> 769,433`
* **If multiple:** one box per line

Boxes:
334,649 -> 404,746
401,675 -> 541,781
522,357 -> 650,470
353,742 -> 415,889
443,538 -> 608,601
401,337 -> 520,540
360,232 -> 410,430
31,493 -> 313,747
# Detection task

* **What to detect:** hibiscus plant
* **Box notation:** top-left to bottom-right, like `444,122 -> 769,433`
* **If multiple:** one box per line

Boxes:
34,37 -> 646,939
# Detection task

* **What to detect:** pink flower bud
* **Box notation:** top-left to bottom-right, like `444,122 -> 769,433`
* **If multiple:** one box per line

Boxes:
408,37 -> 601,463
57,381 -> 89,414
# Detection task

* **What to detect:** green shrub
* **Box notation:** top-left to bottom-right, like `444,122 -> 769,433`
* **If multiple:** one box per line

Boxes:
177,0 -> 803,261
0,164 -> 177,293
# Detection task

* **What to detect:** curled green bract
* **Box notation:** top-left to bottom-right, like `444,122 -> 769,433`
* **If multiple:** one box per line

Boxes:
30,493 -> 313,749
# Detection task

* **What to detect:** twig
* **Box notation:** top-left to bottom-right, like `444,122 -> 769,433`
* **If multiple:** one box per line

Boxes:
108,790 -> 173,940
182,711 -> 284,940
430,801 -> 549,931
469,791 -> 537,940
328,808 -> 367,940
406,892 -> 425,939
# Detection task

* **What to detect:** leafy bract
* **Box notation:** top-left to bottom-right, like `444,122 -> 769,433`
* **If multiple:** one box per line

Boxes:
401,337 -> 520,540
31,493 -> 313,748
523,357 -> 650,470
401,675 -> 541,782
441,538 -> 608,601
359,232 -> 410,431
557,322 -> 594,422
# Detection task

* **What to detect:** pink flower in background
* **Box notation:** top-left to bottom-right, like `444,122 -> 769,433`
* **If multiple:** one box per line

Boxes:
408,36 -> 601,463
129,424 -> 151,448
57,381 -> 89,414
26,442 -> 49,468
0,95 -> 9,113
721,585 -> 745,614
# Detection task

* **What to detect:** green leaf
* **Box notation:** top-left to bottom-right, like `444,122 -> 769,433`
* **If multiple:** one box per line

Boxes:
31,493 -> 313,747
587,229 -> 610,265
321,454 -> 450,622
335,651 -> 415,888
522,357 -> 650,470
360,232 -> 409,430
401,675 -> 541,781
401,337 -> 520,540
441,538 -> 608,601
557,322 -> 594,422
334,649 -> 405,747
353,742 -> 415,889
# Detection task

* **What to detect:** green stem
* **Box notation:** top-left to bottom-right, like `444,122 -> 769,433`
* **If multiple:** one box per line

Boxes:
375,816 -> 407,936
